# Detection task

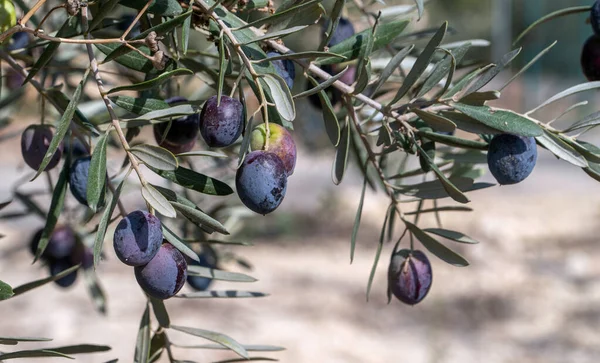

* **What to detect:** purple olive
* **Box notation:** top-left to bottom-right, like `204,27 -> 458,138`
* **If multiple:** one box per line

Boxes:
134,243 -> 187,300
153,96 -> 200,154
21,125 -> 62,171
113,210 -> 163,266
388,249 -> 432,305
199,96 -> 244,148
236,151 -> 287,215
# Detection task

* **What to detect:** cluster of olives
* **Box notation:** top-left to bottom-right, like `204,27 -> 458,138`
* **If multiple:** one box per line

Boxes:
113,210 -> 187,300
582,1 -> 600,81
29,225 -> 93,288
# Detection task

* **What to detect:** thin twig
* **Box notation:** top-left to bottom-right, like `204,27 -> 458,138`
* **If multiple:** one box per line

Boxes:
80,6 -> 148,188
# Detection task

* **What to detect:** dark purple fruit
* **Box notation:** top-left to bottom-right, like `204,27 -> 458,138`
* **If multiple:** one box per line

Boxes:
46,225 -> 76,259
186,252 -> 217,291
70,242 -> 94,269
581,35 -> 600,81
153,96 -> 200,154
388,249 -> 432,305
266,51 -> 296,89
21,125 -> 63,171
322,17 -> 356,47
6,32 -> 30,52
236,151 -> 287,215
49,258 -> 78,288
487,134 -> 537,185
592,1 -> 600,35
69,156 -> 91,206
134,243 -> 187,300
113,210 -> 163,266
199,96 -> 244,148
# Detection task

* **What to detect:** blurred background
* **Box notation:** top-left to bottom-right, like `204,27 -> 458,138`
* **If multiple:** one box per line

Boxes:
2,0 -> 600,362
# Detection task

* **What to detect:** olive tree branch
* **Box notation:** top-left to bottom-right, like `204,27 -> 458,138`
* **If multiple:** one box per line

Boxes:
80,5 -> 148,191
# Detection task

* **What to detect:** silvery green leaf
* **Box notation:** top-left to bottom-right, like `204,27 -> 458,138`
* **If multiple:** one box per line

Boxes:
261,73 -> 295,122
142,184 -> 177,218
423,228 -> 479,244
405,221 -> 469,266
170,325 -> 248,359
87,131 -> 109,212
175,291 -> 268,299
528,82 -> 600,115
130,144 -> 178,171
535,131 -> 588,168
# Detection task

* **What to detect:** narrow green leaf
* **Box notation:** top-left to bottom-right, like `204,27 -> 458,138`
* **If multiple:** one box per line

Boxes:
262,0 -> 323,33
173,343 -> 284,352
149,298 -> 170,328
370,45 -> 414,97
33,69 -> 89,180
182,9 -> 192,55
0,349 -> 72,360
149,166 -> 233,196
452,103 -> 543,137
319,0 -> 346,50
162,225 -> 200,263
439,111 -> 503,135
423,228 -> 479,244
513,6 -> 590,45
177,150 -> 227,158
261,73 -> 295,122
562,111 -> 600,133
93,174 -> 127,268
464,48 -> 521,95
404,206 -> 473,215
142,184 -> 177,218
130,144 -> 178,171
308,76 -> 339,146
240,0 -> 322,29
49,344 -> 111,355
44,89 -> 98,135
124,104 -> 199,122
171,202 -> 229,235
414,0 -> 424,19
34,159 -> 69,262
332,123 -> 351,185
96,42 -> 174,74
294,67 -> 350,99
405,221 -> 469,266
12,265 -> 80,296
459,90 -> 501,106
110,96 -> 169,116
366,205 -> 393,301
389,22 -> 447,105
0,336 -> 51,345
412,108 -> 456,133
565,139 -> 600,163
416,130 -> 488,150
120,0 -> 183,16
418,42 -> 470,98
217,37 -> 227,105
444,64 -> 494,98
393,177 -> 493,200
89,0 -> 121,31
170,325 -> 248,359
148,331 -> 166,363
318,21 -> 410,65
175,291 -> 268,299
416,143 -> 470,204
0,279 -> 14,300
350,171 -> 368,263
87,132 -> 109,212
501,41 -> 557,91
107,69 -> 193,95
240,25 -> 308,45
536,131 -> 587,168
83,269 -> 107,314
134,304 -> 150,363
528,81 -> 600,115
186,266 -> 256,282
258,51 -> 346,63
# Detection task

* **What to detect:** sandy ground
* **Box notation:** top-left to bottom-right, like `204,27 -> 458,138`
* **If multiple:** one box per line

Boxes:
2,135 -> 600,363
